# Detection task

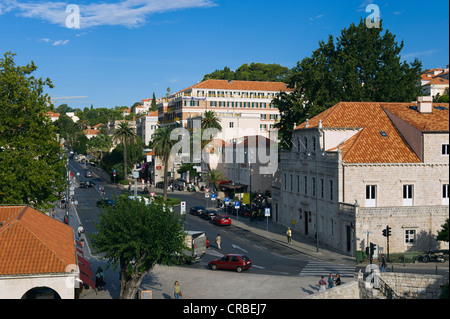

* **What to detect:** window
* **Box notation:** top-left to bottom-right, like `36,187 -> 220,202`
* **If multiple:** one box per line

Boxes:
405,229 -> 416,244
260,124 -> 267,132
290,174 -> 293,192
304,176 -> 308,195
312,177 -> 316,197
260,114 -> 267,120
235,102 -> 242,108
244,102 -> 250,108
321,178 -> 324,198
366,185 -> 377,207
284,173 -> 287,190
443,184 -> 449,205
304,137 -> 308,151
312,136 -> 316,151
297,175 -> 300,193
252,102 -> 258,108
229,122 -> 234,128
261,102 -> 267,108
442,144 -> 449,155
210,101 -> 217,107
402,185 -> 413,206
227,102 -> 234,108
329,180 -> 334,201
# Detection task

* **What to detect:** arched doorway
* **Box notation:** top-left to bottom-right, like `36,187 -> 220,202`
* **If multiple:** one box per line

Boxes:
21,287 -> 61,299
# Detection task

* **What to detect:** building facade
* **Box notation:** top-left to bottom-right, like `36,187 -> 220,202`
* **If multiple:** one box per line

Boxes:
272,98 -> 449,256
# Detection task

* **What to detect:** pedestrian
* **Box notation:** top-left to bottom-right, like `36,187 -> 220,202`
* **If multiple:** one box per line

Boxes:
215,234 -> 221,249
318,276 -> 327,292
95,267 -> 105,291
101,185 -> 105,196
335,273 -> 341,286
286,227 -> 292,244
328,273 -> 334,289
77,224 -> 84,239
380,254 -> 387,272
173,281 -> 182,299
51,208 -> 55,219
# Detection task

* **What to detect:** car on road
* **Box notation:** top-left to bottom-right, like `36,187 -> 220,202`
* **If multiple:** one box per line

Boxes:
96,198 -> 115,208
201,208 -> 219,220
208,254 -> 252,272
189,205 -> 205,216
79,180 -> 95,188
213,214 -> 231,226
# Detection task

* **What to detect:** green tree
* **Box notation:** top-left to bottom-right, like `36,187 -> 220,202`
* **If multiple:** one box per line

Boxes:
90,196 -> 187,299
274,19 -> 423,149
150,92 -> 157,111
113,122 -> 137,181
0,52 -> 65,209
204,169 -> 226,193
203,63 -> 289,82
437,219 -> 449,243
152,126 -> 176,201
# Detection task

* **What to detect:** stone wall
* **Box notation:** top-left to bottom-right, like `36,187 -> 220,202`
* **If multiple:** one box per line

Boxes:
380,272 -> 446,299
306,281 -> 360,299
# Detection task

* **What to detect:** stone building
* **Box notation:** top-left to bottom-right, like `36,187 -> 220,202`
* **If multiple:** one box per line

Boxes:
272,97 -> 449,256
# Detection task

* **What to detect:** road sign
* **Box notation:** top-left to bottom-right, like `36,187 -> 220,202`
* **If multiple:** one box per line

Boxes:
265,208 -> 271,217
113,169 -> 116,176
180,201 -> 186,214
150,192 -> 155,197
211,194 -> 216,201
225,197 -> 229,204
234,201 -> 240,209
205,193 -> 210,198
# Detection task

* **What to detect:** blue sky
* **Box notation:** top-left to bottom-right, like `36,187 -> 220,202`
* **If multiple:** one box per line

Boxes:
0,0 -> 448,109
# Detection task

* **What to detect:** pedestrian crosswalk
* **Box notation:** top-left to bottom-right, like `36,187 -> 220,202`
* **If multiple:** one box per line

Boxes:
298,261 -> 356,278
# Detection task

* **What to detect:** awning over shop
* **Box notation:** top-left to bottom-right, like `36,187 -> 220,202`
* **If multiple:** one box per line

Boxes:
77,254 -> 96,289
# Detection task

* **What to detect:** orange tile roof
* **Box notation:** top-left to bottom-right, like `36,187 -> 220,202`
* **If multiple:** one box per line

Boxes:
0,206 -> 76,276
176,79 -> 294,94
294,101 -> 449,163
422,77 -> 449,86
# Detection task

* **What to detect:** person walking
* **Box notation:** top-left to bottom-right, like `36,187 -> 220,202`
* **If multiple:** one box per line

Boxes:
51,208 -> 55,219
380,254 -> 387,272
328,273 -> 334,289
286,227 -> 292,244
215,234 -> 221,249
318,276 -> 327,292
95,267 -> 105,291
173,281 -> 182,299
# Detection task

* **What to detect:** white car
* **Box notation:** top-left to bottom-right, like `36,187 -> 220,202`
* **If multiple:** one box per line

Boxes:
128,196 -> 151,206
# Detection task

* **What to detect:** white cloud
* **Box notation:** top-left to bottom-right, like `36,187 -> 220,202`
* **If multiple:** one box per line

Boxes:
402,50 -> 438,60
52,39 -> 70,46
309,14 -> 323,22
2,0 -> 216,29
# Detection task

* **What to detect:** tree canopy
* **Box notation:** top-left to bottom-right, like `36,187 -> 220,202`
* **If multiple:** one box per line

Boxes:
203,63 -> 290,82
0,52 -> 64,209
90,196 -> 187,299
274,19 -> 423,149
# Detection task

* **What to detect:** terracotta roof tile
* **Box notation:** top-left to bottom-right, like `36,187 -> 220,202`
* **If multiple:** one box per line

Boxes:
294,101 -> 447,163
0,206 -> 76,276
176,79 -> 294,94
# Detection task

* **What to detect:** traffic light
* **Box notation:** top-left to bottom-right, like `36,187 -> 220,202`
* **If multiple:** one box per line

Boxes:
369,242 -> 376,257
382,225 -> 392,237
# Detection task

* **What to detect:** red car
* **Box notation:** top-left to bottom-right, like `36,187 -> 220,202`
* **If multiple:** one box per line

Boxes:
208,254 -> 252,272
213,214 -> 231,226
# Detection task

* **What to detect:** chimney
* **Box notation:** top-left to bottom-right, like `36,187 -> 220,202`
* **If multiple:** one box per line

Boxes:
417,96 -> 433,114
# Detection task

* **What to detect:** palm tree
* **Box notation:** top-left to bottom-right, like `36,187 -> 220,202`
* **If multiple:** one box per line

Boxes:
204,169 -> 226,193
152,126 -> 176,201
113,121 -> 136,181
200,110 -> 222,174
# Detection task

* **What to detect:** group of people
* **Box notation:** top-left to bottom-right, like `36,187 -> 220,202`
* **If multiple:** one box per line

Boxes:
318,273 -> 341,292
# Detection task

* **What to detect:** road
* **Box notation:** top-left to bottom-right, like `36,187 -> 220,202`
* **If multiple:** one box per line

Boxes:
69,158 -> 355,279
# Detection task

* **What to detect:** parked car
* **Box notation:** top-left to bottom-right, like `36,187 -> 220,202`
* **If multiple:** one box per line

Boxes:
201,209 -> 219,220
155,181 -> 165,189
208,254 -> 252,272
213,214 -> 231,226
96,198 -> 115,207
79,180 -> 95,188
189,205 -> 205,216
85,170 -> 93,178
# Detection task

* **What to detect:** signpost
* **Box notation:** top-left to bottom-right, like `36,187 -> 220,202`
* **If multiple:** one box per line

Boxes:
265,208 -> 270,237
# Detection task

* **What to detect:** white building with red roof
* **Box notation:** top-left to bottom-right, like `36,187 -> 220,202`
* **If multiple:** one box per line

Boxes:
272,97 -> 449,255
